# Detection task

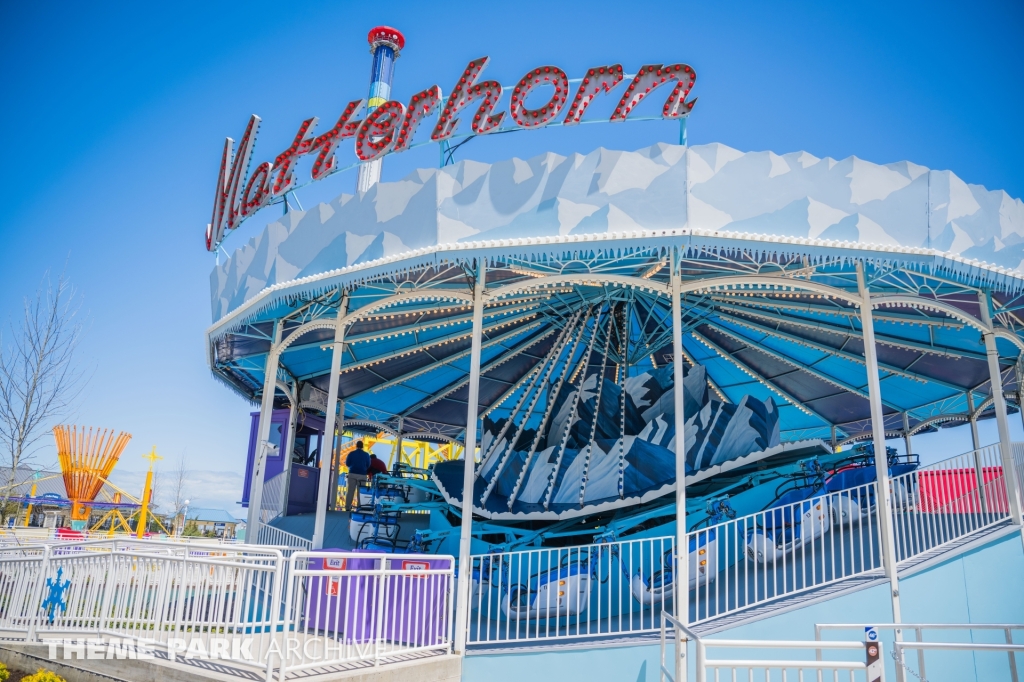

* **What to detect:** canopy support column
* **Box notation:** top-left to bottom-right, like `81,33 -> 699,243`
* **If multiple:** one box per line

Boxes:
281,385 -> 299,517
902,413 -> 912,458
455,260 -> 486,655
313,292 -> 348,550
247,321 -> 283,538
978,292 -> 1024,537
328,401 -> 345,512
968,391 -> 981,450
394,418 -> 404,472
967,391 -> 989,513
671,249 -> 689,638
856,263 -> 903,627
1016,359 -> 1024,431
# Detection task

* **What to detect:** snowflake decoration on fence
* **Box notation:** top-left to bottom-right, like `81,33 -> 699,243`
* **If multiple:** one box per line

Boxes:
41,567 -> 70,624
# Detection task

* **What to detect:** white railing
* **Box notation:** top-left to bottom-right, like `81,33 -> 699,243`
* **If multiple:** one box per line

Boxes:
467,481 -> 883,643
0,539 -> 285,676
890,445 -> 1012,563
696,638 -> 876,682
0,545 -> 48,638
0,539 -> 457,680
468,535 -> 676,644
816,622 -> 1023,682
256,522 -> 312,553
262,471 -> 286,520
0,527 -> 241,546
466,444 -> 1024,646
660,612 -> 700,682
893,641 -> 1023,682
691,480 -> 883,623
274,551 -> 454,678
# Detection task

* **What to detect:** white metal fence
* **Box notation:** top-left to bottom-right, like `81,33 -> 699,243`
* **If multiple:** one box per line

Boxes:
816,623 -> 1023,682
0,527 -> 242,546
468,535 -> 676,644
261,471 -> 287,524
0,540 -> 455,680
889,445 -> 1012,562
696,639 -> 876,682
256,521 -> 313,553
275,551 -> 454,679
467,446 -> 1023,646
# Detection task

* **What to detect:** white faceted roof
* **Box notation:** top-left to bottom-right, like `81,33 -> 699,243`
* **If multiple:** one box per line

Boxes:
211,143 -> 1024,322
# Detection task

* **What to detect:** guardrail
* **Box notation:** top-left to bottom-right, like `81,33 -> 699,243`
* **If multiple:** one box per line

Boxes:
256,521 -> 313,553
893,642 -> 1024,682
467,480 -> 885,644
467,535 -> 675,644
274,551 -> 454,678
467,445 -> 1024,646
0,527 -> 242,546
816,623 -> 1023,682
660,612 -> 700,682
696,639 -> 876,682
0,540 -> 456,680
0,539 -> 285,676
889,445 -> 1012,562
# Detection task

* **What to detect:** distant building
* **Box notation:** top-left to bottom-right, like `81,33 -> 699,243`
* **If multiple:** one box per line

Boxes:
184,508 -> 240,538
0,465 -> 128,529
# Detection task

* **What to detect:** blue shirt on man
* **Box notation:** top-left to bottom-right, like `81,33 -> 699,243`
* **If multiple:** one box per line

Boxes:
346,447 -> 370,475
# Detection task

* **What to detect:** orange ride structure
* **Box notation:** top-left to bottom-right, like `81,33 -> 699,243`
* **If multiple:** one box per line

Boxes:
52,425 -> 132,531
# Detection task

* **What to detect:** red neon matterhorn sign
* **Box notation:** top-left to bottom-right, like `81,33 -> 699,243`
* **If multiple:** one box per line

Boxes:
206,57 -> 696,251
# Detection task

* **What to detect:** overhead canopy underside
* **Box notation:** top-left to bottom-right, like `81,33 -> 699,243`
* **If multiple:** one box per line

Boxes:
209,243 -> 1024,448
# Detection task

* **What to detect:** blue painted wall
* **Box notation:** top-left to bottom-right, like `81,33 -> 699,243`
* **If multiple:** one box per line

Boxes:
463,531 -> 1024,682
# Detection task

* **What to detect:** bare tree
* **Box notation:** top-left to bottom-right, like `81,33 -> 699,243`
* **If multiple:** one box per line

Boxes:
0,271 -> 85,510
168,454 -> 192,534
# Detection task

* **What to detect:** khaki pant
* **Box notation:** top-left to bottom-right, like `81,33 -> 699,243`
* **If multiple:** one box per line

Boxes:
345,474 -> 368,512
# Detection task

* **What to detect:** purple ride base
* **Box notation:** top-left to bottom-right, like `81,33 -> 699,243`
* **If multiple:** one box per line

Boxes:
305,551 -> 450,647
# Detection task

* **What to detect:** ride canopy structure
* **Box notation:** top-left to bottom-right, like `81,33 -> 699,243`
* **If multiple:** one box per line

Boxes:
210,143 -> 1024,485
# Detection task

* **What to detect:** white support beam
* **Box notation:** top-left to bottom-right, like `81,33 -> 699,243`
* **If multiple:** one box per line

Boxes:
1017,360 -> 1024,431
313,293 -> 349,550
968,391 -> 981,451
856,262 -> 903,627
902,412 -> 912,457
671,249 -> 690,636
246,321 -> 283,536
978,292 -> 1024,536
281,383 -> 299,518
454,260 -> 486,655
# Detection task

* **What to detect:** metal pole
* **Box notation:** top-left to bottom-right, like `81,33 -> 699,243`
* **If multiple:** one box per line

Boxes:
1016,359 -> 1024,432
902,413 -> 912,458
454,259 -> 486,655
856,262 -> 903,626
328,400 -> 345,512
978,291 -> 1024,534
968,390 -> 981,450
967,391 -> 989,513
313,293 -> 349,550
281,387 -> 299,518
671,248 -> 690,648
247,320 -> 283,534
394,417 -> 404,472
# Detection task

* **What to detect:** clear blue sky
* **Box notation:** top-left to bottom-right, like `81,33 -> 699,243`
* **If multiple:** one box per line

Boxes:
1,0 -> 1022,516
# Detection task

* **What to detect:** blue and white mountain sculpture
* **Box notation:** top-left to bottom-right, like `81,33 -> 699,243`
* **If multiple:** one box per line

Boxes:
432,363 -> 782,520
